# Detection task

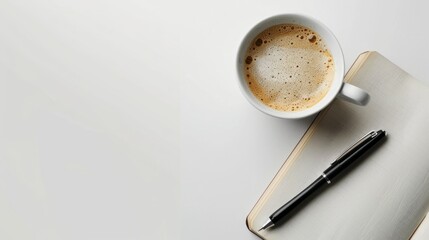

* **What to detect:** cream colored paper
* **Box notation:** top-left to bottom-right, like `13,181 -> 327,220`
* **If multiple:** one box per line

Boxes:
247,52 -> 429,240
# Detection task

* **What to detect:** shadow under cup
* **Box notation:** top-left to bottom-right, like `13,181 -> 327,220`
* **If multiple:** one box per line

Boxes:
236,14 -> 346,119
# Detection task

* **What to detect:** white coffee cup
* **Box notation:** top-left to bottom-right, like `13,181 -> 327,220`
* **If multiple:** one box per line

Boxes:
236,14 -> 369,119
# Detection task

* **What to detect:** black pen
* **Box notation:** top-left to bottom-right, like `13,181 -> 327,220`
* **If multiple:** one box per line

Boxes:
259,130 -> 386,231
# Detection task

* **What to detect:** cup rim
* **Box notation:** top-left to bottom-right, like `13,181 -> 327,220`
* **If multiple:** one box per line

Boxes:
236,13 -> 345,119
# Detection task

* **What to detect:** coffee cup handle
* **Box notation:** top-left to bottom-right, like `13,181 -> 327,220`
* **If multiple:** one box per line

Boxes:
337,83 -> 370,106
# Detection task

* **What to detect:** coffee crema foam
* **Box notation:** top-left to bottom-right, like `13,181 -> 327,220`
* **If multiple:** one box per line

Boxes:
244,24 -> 335,112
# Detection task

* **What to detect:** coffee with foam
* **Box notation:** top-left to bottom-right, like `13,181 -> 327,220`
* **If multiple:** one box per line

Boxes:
244,24 -> 335,112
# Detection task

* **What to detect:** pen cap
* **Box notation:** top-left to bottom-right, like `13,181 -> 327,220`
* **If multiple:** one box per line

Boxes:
323,130 -> 385,181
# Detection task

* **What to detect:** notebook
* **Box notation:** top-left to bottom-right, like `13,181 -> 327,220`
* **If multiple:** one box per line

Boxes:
246,52 -> 429,240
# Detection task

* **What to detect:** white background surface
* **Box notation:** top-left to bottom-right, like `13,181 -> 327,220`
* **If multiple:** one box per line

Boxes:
0,0 -> 428,239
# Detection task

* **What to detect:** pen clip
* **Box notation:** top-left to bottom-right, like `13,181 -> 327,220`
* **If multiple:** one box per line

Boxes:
330,130 -> 378,166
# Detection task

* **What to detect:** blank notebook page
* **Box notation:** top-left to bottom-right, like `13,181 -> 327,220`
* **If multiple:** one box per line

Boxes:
248,52 -> 429,240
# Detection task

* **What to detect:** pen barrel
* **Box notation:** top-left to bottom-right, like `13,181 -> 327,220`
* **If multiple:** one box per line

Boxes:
270,176 -> 326,223
323,130 -> 385,181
